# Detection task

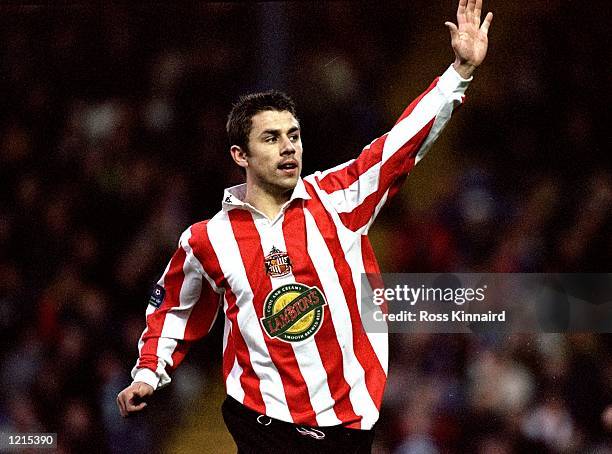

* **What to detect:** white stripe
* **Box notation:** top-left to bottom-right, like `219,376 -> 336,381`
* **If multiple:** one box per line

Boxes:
322,186 -> 388,370
303,207 -> 379,429
226,356 -> 246,403
253,214 -> 341,426
342,233 -> 389,377
154,338 -> 178,387
382,84 -> 446,164
415,103 -> 454,165
327,162 -> 382,215
183,227 -> 223,295
160,229 -> 202,340
222,297 -> 230,354
207,211 -> 292,421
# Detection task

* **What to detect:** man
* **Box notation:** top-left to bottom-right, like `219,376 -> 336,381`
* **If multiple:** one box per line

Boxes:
117,1 -> 493,452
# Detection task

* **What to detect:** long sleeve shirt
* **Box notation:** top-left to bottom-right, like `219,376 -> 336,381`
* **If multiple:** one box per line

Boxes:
132,65 -> 471,430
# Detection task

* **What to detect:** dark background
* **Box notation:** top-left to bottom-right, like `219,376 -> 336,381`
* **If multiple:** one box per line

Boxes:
0,1 -> 610,453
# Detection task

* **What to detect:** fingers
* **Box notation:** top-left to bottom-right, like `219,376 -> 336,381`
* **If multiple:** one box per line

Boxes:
117,390 -> 147,417
457,0 -> 467,25
116,384 -> 152,417
480,12 -> 493,35
474,0 -> 482,26
128,401 -> 148,413
117,391 -> 129,417
465,0 -> 474,25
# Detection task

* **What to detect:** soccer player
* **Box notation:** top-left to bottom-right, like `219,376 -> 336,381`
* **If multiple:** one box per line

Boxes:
117,1 -> 493,452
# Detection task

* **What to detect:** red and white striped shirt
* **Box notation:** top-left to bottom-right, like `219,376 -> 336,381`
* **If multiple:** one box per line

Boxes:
132,65 -> 471,430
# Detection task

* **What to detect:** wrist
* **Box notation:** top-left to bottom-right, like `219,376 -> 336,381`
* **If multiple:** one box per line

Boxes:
452,60 -> 476,79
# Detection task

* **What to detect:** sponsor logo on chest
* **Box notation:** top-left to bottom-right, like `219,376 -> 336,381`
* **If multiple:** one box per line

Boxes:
260,283 -> 327,343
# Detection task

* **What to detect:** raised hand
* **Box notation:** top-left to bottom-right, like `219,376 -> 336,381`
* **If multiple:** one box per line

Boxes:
445,0 -> 493,79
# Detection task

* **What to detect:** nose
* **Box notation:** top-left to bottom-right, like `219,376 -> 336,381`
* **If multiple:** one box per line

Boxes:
280,135 -> 296,155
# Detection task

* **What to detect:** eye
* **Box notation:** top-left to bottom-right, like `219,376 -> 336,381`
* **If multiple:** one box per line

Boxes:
265,136 -> 277,144
289,134 -> 299,142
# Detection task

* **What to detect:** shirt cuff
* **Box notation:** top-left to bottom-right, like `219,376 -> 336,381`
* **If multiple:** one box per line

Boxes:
132,367 -> 161,390
437,64 -> 472,100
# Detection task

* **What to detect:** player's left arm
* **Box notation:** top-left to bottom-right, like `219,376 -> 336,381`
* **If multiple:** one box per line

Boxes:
310,0 -> 493,234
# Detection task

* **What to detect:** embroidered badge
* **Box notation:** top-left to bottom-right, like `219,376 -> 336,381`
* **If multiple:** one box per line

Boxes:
264,246 -> 292,278
260,283 -> 326,343
148,284 -> 166,308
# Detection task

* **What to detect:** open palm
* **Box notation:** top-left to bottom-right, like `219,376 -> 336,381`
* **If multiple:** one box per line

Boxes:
445,0 -> 493,72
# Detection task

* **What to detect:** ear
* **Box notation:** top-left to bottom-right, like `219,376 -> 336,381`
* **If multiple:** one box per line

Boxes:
229,145 -> 248,170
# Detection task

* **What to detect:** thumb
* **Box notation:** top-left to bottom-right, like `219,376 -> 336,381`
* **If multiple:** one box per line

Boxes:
445,21 -> 458,39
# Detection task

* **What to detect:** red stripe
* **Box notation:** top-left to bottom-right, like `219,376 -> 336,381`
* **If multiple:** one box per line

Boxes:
183,231 -> 222,343
138,245 -> 186,372
190,221 -> 227,290
338,117 -> 436,231
194,220 -> 266,412
360,236 -> 381,276
228,209 -> 318,426
282,202 -> 361,427
222,324 -> 236,382
317,76 -> 440,194
360,236 -> 388,318
181,287 -> 220,343
303,182 -> 387,412
225,287 -> 267,411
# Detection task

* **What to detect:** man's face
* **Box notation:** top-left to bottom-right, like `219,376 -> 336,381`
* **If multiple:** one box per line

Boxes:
243,110 -> 302,196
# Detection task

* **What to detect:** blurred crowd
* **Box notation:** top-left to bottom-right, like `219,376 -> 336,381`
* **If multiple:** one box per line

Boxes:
0,2 -> 610,453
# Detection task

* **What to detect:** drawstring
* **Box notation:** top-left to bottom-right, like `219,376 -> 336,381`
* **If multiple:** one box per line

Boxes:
295,426 -> 326,440
255,412 -> 326,440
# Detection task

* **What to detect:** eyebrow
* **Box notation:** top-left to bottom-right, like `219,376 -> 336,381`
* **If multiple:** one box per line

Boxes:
260,126 -> 300,137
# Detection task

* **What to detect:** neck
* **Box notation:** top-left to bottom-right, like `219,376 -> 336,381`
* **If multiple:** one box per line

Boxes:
244,181 -> 292,220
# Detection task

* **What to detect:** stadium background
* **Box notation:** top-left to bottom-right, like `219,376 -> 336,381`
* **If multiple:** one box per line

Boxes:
0,1 -> 610,452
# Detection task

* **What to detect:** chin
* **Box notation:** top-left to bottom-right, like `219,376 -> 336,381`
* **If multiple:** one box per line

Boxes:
278,178 -> 298,192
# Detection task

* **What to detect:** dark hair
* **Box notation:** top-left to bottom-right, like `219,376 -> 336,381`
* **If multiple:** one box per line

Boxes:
226,90 -> 299,152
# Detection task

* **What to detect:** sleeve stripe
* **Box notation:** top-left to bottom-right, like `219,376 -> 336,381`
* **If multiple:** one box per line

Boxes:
316,134 -> 388,193
381,78 -> 443,164
326,162 -> 382,214
190,220 -> 227,291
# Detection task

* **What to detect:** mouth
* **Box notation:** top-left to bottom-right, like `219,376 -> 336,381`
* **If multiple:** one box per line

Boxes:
277,161 -> 299,175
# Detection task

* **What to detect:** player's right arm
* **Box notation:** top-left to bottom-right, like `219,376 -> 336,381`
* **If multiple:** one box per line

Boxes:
117,225 -> 222,416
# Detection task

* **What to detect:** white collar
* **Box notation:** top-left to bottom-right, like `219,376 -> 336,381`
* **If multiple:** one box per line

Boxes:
221,178 -> 311,212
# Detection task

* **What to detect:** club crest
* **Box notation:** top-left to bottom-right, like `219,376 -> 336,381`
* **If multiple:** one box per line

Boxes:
264,246 -> 292,278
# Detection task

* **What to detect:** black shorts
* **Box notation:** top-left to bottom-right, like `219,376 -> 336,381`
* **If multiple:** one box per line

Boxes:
221,396 -> 375,454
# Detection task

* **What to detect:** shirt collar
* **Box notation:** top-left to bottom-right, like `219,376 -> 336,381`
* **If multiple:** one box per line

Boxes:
221,178 -> 311,211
